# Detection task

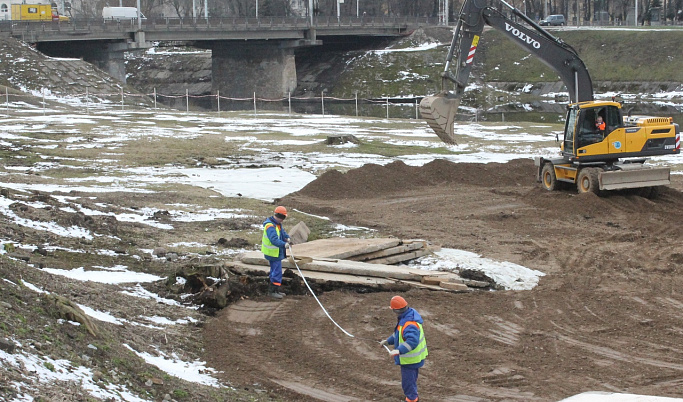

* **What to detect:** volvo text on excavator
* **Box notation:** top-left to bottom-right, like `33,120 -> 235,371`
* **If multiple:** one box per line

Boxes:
419,0 -> 680,195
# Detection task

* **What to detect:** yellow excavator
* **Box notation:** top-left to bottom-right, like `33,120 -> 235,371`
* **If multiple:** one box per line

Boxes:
419,0 -> 680,195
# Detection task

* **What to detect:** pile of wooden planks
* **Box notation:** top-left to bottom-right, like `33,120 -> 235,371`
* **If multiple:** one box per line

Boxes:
228,238 -> 489,293
286,237 -> 437,265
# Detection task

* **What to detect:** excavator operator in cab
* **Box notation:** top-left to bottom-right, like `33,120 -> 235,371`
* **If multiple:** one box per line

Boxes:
595,115 -> 606,133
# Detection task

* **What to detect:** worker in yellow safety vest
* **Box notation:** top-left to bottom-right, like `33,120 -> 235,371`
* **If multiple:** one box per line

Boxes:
261,206 -> 291,299
380,295 -> 428,402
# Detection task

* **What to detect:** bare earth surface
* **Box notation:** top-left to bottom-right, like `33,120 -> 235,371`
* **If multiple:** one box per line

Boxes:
204,159 -> 683,402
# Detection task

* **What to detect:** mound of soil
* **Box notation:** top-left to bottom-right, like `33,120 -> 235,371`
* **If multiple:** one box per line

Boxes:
295,159 -> 533,199
205,159 -> 683,402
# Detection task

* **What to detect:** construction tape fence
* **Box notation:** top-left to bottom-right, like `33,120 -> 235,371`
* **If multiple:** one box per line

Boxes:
1,86 -> 425,120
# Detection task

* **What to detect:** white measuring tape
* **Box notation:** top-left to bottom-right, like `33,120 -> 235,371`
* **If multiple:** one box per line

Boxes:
287,244 -> 355,338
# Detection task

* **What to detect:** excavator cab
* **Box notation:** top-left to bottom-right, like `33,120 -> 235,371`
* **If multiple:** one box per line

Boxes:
563,102 -> 624,157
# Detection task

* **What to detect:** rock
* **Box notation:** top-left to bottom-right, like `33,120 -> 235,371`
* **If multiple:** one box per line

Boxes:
1,302 -> 12,309
0,338 -> 16,353
217,237 -> 250,248
151,377 -> 164,385
44,294 -> 98,337
288,221 -> 310,245
152,210 -> 171,221
326,134 -> 359,145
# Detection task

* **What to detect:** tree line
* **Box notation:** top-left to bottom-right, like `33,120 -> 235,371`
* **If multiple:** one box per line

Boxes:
71,0 -> 682,23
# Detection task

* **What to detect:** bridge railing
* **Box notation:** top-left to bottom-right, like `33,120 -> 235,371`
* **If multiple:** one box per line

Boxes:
0,16 -> 439,35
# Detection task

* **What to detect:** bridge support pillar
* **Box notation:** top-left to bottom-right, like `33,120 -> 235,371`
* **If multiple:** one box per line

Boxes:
37,40 -> 151,84
88,43 -> 129,84
211,43 -> 299,99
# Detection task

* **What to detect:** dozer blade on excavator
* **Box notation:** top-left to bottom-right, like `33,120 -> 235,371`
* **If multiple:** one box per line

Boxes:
599,166 -> 671,191
419,94 -> 460,144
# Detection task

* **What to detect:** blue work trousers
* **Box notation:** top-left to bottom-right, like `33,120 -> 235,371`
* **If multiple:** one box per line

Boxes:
269,259 -> 283,286
400,365 -> 419,401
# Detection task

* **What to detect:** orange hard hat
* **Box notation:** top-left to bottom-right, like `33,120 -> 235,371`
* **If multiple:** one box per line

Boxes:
274,206 -> 288,216
390,296 -> 407,310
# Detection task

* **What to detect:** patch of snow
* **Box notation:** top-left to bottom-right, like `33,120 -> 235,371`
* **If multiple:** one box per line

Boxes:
413,248 -> 545,290
42,266 -> 163,284
123,344 -> 223,387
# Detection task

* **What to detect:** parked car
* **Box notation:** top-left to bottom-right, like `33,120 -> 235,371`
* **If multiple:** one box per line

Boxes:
540,14 -> 566,26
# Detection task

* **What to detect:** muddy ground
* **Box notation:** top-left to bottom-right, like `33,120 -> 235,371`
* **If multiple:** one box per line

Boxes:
205,159 -> 683,402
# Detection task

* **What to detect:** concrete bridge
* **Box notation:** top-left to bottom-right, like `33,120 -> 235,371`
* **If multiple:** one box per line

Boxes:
0,16 -> 437,98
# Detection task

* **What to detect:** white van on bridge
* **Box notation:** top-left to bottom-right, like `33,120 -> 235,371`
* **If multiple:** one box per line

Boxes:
102,7 -> 145,20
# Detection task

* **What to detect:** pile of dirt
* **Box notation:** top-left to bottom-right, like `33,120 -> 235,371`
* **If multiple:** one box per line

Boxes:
294,159 -> 534,200
204,159 -> 683,402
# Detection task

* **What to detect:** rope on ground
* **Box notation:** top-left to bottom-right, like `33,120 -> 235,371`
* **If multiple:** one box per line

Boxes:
287,243 -> 355,338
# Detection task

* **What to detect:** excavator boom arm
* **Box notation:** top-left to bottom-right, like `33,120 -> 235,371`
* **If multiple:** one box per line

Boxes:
482,8 -> 593,103
421,0 -> 594,143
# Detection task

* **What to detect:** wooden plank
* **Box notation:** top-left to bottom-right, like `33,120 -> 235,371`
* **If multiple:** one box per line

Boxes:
227,261 -> 463,293
226,261 -> 395,286
439,281 -> 470,291
349,241 -> 426,261
368,248 -> 432,265
394,279 -> 467,292
241,251 -> 428,281
422,275 -> 460,285
288,238 -> 401,260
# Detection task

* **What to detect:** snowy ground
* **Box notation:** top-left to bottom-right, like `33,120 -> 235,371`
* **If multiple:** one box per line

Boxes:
2,107 -> 682,401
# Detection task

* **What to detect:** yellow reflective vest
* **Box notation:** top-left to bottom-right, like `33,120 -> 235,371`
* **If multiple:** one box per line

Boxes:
397,321 -> 428,365
261,221 -> 281,258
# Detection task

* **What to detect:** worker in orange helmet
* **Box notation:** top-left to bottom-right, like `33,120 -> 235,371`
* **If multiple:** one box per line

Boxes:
261,206 -> 291,299
380,295 -> 428,402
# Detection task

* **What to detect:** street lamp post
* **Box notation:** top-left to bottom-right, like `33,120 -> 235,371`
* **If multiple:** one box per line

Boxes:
635,0 -> 638,25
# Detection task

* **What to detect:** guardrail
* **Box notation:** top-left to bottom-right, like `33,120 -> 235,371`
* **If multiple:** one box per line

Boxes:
0,16 -> 439,36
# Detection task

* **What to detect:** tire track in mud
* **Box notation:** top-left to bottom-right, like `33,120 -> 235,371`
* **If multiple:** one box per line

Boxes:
206,161 -> 683,401
481,315 -> 523,346
209,298 -> 376,401
555,334 -> 683,370
532,291 -> 683,376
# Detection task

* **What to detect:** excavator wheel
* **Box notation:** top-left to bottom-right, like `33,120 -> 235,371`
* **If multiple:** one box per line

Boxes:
541,163 -> 558,191
577,168 -> 602,195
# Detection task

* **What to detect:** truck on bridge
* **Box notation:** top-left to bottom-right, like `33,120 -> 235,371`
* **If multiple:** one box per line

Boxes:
102,7 -> 145,21
3,2 -> 68,21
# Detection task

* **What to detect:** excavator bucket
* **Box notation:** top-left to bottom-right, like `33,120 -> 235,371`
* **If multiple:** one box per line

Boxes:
419,94 -> 460,144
